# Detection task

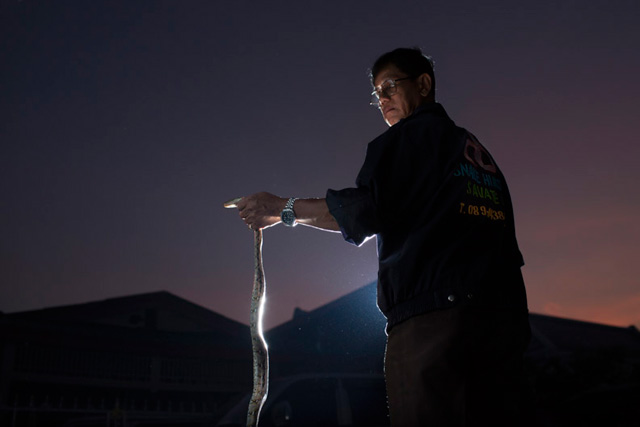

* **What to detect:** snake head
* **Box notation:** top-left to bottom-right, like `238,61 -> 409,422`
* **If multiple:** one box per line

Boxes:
223,197 -> 243,209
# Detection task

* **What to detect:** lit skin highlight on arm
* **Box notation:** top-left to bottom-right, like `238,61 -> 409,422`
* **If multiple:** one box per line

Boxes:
235,192 -> 340,232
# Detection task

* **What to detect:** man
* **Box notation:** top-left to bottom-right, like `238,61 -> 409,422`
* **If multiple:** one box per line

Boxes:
234,47 -> 530,426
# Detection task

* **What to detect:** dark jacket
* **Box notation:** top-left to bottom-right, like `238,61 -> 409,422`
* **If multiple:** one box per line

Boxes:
326,103 -> 527,330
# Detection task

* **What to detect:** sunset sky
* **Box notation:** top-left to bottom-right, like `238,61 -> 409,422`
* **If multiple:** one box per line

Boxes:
2,0 -> 638,331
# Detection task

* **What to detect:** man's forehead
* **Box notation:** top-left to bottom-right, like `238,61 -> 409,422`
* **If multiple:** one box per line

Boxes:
373,65 -> 403,85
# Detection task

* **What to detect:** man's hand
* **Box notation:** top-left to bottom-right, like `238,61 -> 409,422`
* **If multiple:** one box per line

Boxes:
235,192 -> 287,230
226,192 -> 341,232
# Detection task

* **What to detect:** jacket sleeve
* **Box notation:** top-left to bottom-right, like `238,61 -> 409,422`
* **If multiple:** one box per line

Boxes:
326,186 -> 380,246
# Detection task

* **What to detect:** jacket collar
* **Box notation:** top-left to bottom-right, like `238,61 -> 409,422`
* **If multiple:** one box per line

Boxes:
411,101 -> 447,118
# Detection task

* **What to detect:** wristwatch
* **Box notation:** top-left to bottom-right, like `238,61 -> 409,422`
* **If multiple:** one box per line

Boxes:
280,197 -> 297,227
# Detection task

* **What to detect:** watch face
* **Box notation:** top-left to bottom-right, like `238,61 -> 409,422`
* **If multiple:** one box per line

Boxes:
281,209 -> 296,226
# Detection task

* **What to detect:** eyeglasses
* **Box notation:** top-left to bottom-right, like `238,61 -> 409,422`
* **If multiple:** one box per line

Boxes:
370,76 -> 414,107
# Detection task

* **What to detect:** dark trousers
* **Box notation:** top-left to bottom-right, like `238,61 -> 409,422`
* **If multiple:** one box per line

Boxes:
385,305 -> 531,427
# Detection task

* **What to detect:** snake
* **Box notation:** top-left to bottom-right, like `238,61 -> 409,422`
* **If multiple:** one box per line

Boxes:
224,197 -> 269,427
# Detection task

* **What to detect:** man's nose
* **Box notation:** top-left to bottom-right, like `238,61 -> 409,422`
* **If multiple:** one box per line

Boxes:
378,89 -> 392,101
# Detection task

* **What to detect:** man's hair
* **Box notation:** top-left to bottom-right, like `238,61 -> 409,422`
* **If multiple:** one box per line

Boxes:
370,47 -> 436,99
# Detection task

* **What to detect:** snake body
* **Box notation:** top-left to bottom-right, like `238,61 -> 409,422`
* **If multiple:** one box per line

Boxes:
224,198 -> 269,427
247,229 -> 269,426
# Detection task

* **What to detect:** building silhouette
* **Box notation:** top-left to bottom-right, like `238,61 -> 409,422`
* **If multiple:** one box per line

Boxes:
0,292 -> 252,426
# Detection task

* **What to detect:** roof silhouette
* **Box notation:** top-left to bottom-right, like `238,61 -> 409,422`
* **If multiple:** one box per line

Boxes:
2,291 -> 251,352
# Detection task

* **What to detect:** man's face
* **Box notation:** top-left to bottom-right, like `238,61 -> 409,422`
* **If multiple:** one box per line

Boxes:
373,65 -> 425,127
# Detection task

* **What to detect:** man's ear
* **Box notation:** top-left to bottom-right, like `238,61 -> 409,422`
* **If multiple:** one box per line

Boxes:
417,73 -> 432,98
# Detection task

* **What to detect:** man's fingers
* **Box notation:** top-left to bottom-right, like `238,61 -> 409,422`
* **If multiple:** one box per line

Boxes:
224,193 -> 278,231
